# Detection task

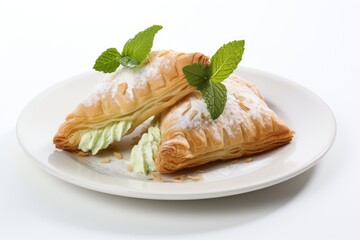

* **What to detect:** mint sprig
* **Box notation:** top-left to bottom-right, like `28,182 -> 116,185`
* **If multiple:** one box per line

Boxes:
93,25 -> 163,73
183,40 -> 245,120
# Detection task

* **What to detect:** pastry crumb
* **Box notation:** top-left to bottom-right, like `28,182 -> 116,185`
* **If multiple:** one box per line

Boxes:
152,172 -> 163,181
244,157 -> 253,163
239,101 -> 250,112
186,175 -> 203,182
118,83 -> 128,94
173,180 -> 184,183
173,174 -> 187,182
75,151 -> 89,157
182,103 -> 192,115
189,110 -> 198,120
101,158 -> 111,164
173,174 -> 203,182
113,152 -> 122,159
127,165 -> 133,172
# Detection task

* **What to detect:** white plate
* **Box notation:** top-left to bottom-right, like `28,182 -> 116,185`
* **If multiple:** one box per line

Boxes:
16,67 -> 336,200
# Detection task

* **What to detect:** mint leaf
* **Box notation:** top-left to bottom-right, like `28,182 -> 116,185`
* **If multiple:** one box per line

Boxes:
122,25 -> 163,65
93,48 -> 122,73
93,25 -> 162,73
183,40 -> 245,120
210,40 -> 245,83
182,63 -> 210,89
200,81 -> 227,120
183,63 -> 227,119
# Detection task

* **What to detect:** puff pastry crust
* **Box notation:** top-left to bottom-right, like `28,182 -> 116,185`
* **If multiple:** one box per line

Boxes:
155,74 -> 294,173
53,50 -> 209,154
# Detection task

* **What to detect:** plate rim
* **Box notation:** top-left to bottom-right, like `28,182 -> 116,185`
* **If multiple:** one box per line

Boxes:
16,66 -> 337,200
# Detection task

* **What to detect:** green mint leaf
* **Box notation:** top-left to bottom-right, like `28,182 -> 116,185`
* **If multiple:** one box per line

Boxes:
210,40 -> 245,83
182,63 -> 210,89
93,48 -> 122,73
200,80 -> 227,120
122,25 -> 163,65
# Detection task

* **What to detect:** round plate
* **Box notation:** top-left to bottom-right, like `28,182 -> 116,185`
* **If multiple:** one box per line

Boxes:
16,67 -> 336,200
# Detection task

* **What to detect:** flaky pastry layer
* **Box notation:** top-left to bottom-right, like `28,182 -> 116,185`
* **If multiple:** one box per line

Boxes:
53,50 -> 209,154
155,75 -> 294,173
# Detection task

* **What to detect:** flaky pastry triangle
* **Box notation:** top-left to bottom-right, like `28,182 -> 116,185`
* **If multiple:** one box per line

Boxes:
155,74 -> 294,173
54,50 -> 209,155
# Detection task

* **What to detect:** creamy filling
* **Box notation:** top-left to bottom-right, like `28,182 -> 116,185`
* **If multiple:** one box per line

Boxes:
78,120 -> 132,155
128,123 -> 161,175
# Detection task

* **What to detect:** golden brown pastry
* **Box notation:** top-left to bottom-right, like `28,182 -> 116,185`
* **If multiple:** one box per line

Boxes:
53,50 -> 209,155
155,74 -> 294,173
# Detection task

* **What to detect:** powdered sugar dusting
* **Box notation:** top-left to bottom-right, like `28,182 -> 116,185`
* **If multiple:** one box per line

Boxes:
82,93 -> 100,107
173,97 -> 211,129
169,75 -> 271,137
82,52 -> 174,107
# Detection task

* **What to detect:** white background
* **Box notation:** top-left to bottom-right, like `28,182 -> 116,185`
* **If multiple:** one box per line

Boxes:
1,0 -> 359,239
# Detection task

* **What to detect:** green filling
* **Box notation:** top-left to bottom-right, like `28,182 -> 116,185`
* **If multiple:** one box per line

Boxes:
129,123 -> 161,175
78,120 -> 132,155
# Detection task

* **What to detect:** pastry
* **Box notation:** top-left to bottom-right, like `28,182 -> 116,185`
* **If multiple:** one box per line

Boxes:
129,74 -> 294,173
53,50 -> 209,155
